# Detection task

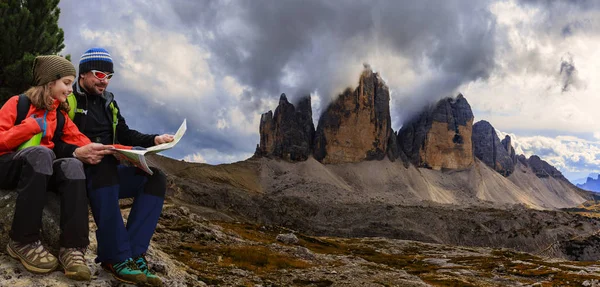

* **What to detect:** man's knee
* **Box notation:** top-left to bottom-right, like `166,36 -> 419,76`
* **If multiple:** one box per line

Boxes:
56,158 -> 85,180
144,167 -> 166,197
15,146 -> 55,175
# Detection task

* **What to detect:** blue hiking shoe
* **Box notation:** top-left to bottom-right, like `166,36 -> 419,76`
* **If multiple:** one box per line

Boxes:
134,254 -> 163,287
102,258 -> 147,285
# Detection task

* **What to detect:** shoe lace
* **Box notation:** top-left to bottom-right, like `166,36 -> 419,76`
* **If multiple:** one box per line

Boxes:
16,240 -> 41,249
135,254 -> 150,273
63,247 -> 86,263
16,240 -> 42,253
114,258 -> 139,273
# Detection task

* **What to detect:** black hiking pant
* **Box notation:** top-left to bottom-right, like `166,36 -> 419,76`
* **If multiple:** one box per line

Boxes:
0,146 -> 89,248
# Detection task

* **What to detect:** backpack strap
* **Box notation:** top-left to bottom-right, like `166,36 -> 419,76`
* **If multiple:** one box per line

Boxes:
15,94 -> 30,126
52,110 -> 65,143
109,102 -> 118,144
15,93 -> 65,144
67,93 -> 87,120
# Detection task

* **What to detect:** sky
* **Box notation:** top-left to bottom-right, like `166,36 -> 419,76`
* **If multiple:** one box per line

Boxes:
57,0 -> 600,183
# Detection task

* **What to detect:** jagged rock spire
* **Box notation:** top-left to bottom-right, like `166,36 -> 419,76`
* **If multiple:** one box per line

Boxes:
313,68 -> 393,164
255,93 -> 315,161
472,120 -> 515,176
397,94 -> 475,170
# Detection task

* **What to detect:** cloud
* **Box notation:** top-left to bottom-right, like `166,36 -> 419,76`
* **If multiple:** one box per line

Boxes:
183,152 -> 206,164
465,0 -> 600,135
168,0 -> 499,122
182,149 -> 253,165
79,18 -> 214,102
558,53 -> 581,92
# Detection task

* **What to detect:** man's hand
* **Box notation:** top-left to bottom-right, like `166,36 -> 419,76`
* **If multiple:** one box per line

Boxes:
74,143 -> 115,165
154,134 -> 174,145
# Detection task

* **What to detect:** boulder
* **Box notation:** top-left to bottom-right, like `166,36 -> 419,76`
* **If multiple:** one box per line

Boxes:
0,189 -> 61,253
276,233 -> 299,245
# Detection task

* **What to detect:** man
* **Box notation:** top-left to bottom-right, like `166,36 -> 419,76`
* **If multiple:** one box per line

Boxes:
57,47 -> 173,286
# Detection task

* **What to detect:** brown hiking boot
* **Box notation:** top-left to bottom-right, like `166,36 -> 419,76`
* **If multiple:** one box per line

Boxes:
7,239 -> 58,273
59,247 -> 91,281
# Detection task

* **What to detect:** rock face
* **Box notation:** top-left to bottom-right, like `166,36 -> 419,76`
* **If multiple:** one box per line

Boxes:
501,135 -> 518,165
313,69 -> 392,164
256,94 -> 315,161
517,154 -> 528,167
472,120 -> 515,176
397,94 -> 474,170
527,155 -> 567,181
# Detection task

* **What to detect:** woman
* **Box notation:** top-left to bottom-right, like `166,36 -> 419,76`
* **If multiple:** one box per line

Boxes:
0,55 -> 110,281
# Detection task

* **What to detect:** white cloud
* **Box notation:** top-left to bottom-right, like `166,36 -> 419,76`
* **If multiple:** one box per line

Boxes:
183,152 -> 207,163
222,76 -> 245,100
182,149 -> 252,165
80,17 -> 215,102
465,0 -> 600,134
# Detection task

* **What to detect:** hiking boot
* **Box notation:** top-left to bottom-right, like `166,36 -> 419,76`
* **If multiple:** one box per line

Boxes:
6,239 -> 58,273
59,247 -> 91,281
102,258 -> 147,285
134,254 -> 163,287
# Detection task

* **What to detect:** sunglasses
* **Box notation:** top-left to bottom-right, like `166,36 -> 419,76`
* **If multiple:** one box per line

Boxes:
91,70 -> 114,80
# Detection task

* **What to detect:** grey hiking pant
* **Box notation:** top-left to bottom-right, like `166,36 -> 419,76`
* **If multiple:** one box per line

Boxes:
0,146 -> 89,248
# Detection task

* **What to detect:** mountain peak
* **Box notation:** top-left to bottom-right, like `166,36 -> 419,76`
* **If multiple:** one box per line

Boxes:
472,120 -> 515,176
255,94 -> 314,161
313,67 -> 393,163
397,94 -> 474,170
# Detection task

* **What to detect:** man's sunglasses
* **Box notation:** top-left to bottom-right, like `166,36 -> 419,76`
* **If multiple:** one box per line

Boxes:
91,70 -> 114,80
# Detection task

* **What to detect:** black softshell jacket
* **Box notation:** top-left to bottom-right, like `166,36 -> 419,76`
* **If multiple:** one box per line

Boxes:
54,82 -> 157,158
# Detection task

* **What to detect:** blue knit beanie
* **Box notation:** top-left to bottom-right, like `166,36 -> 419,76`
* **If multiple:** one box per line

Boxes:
79,47 -> 114,74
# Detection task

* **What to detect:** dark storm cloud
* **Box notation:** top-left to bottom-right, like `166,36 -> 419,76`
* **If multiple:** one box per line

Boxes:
559,54 -> 579,92
169,0 -> 498,124
518,0 -> 598,8
518,0 -> 600,38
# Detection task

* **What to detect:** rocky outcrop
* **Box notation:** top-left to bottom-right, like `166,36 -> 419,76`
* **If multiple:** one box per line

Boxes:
257,111 -> 275,156
517,154 -> 528,167
255,94 -> 315,161
472,120 -> 515,176
397,94 -> 474,170
0,190 -> 61,253
313,69 -> 392,164
501,135 -> 518,165
527,155 -> 567,181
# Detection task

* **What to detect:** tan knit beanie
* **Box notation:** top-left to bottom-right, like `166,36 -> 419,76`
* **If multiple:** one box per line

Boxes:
32,55 -> 76,86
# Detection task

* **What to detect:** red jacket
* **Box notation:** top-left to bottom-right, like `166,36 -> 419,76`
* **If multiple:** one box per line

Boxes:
0,95 -> 92,156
